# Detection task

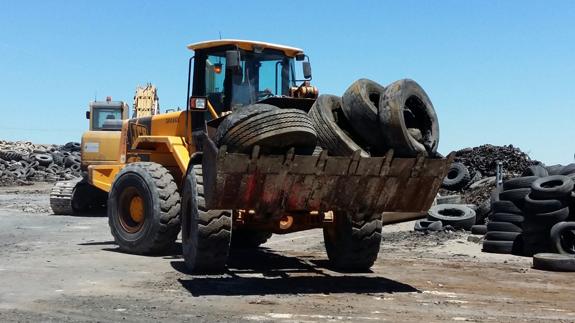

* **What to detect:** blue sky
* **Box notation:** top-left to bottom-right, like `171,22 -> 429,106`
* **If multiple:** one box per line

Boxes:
1,1 -> 574,164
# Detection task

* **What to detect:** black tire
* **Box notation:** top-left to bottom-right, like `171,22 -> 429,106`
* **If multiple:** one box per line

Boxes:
231,229 -> 272,248
530,175 -> 574,200
108,162 -> 181,255
64,155 -> 81,167
218,109 -> 317,154
533,253 -> 575,272
550,222 -> 575,254
181,165 -> 232,273
522,165 -> 548,177
427,204 -> 476,230
378,79 -> 439,156
523,193 -> 568,214
491,200 -> 522,214
309,94 -> 369,157
559,163 -> 575,175
531,206 -> 570,222
0,150 -> 23,161
323,211 -> 382,271
502,176 -> 539,190
64,142 -> 81,152
441,163 -> 471,191
545,164 -> 564,176
487,221 -> 522,233
34,153 -> 53,166
414,220 -> 443,232
499,188 -> 531,206
341,79 -> 387,151
471,224 -> 487,235
482,240 -> 516,254
484,231 -> 521,241
490,213 -> 525,224
214,104 -> 278,146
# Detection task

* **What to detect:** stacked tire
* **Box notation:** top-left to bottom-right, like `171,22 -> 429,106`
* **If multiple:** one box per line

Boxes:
522,175 -> 574,256
309,79 -> 440,158
483,199 -> 525,254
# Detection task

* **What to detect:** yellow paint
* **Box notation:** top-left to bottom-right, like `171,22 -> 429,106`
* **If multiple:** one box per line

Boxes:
81,131 -> 121,164
129,196 -> 144,223
89,164 -> 123,192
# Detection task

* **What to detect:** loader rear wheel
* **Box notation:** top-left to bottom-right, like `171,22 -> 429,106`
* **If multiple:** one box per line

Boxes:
108,162 -> 181,255
181,165 -> 232,273
323,211 -> 383,271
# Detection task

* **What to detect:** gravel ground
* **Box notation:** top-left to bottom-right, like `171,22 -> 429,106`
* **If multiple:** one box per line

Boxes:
1,183 -> 574,322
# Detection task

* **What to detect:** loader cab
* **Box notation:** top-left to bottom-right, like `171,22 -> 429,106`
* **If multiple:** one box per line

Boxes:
187,40 -> 313,117
86,98 -> 129,131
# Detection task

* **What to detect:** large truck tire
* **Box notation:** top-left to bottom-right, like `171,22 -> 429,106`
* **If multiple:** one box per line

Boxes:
309,94 -> 369,157
378,79 -> 439,157
341,79 -> 387,152
323,211 -> 383,271
108,162 -> 181,255
231,229 -> 272,248
441,163 -> 471,191
181,165 -> 232,273
214,104 -> 278,145
218,109 -> 317,155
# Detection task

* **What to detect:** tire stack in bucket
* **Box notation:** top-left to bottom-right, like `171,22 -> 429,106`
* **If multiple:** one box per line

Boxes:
479,163 -> 575,272
0,140 -> 82,186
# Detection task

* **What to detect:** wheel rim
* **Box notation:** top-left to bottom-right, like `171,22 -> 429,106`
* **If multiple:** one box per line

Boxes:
119,187 -> 145,233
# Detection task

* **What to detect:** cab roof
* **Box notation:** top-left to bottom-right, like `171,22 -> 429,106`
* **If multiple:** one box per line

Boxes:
187,39 -> 304,57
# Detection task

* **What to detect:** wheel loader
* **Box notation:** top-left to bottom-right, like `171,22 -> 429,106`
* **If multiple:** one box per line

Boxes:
55,40 -> 452,272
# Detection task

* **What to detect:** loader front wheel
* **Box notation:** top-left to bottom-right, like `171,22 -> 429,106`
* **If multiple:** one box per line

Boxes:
108,162 -> 181,255
181,165 -> 232,273
323,211 -> 383,271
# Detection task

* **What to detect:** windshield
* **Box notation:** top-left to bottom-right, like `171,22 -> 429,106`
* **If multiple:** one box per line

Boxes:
92,106 -> 123,130
204,49 -> 295,112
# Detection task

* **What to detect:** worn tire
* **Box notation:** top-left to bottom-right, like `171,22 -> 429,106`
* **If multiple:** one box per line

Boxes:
219,109 -> 317,154
499,188 -> 531,207
487,221 -> 522,233
530,175 -> 574,200
545,165 -> 564,176
482,240 -> 516,254
181,165 -> 232,273
0,150 -> 23,161
533,253 -> 575,272
492,200 -> 522,214
108,162 -> 181,255
323,211 -> 383,271
378,79 -> 439,156
471,224 -> 487,235
427,204 -> 476,230
550,222 -> 575,254
34,153 -> 53,166
341,79 -> 387,151
522,165 -> 548,177
441,163 -> 471,191
503,176 -> 539,190
559,163 -> 575,175
309,94 -> 369,157
214,104 -> 278,145
414,220 -> 443,232
484,231 -> 521,241
490,213 -> 525,224
231,229 -> 272,248
531,206 -> 570,222
523,193 -> 568,214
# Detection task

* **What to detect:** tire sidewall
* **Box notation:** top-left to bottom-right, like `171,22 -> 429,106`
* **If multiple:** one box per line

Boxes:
181,169 -> 200,270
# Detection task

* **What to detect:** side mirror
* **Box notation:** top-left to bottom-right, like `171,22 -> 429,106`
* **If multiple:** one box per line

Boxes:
295,53 -> 305,61
85,111 -> 90,119
226,50 -> 241,69
303,61 -> 312,79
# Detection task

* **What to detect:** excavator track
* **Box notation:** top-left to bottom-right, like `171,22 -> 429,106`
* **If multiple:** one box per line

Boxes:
49,179 -> 81,215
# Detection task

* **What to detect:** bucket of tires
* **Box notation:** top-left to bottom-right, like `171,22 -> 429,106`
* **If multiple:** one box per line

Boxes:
308,79 -> 440,158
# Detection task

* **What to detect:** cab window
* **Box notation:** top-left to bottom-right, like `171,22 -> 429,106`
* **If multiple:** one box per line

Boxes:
92,107 -> 122,130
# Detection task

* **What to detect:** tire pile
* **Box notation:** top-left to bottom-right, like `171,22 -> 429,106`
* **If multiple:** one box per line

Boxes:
215,78 -> 440,159
0,140 -> 82,186
479,164 -> 575,262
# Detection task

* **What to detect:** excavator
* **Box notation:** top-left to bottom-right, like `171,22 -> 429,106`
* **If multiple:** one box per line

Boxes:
50,85 -> 160,215
51,40 -> 451,272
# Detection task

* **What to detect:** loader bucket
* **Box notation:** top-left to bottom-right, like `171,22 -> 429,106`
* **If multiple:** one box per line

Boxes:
202,138 -> 453,216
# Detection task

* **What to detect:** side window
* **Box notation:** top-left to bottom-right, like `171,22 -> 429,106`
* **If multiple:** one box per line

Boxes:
205,55 -> 226,114
93,108 -> 122,130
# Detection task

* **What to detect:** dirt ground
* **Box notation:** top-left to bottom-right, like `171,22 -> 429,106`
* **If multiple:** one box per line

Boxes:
1,183 -> 574,322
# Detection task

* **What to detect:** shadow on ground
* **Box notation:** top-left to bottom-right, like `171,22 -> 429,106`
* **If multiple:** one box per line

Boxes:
172,248 -> 419,296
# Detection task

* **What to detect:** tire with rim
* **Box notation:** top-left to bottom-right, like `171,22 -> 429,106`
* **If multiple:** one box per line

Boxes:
108,162 -> 181,255
231,229 -> 272,248
341,79 -> 387,152
427,204 -> 476,230
181,164 -> 232,273
550,222 -> 575,254
309,94 -> 369,157
323,211 -> 383,271
378,79 -> 439,156
218,109 -> 317,155
441,163 -> 471,191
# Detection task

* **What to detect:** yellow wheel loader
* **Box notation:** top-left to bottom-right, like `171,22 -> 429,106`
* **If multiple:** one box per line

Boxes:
70,40 -> 452,272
